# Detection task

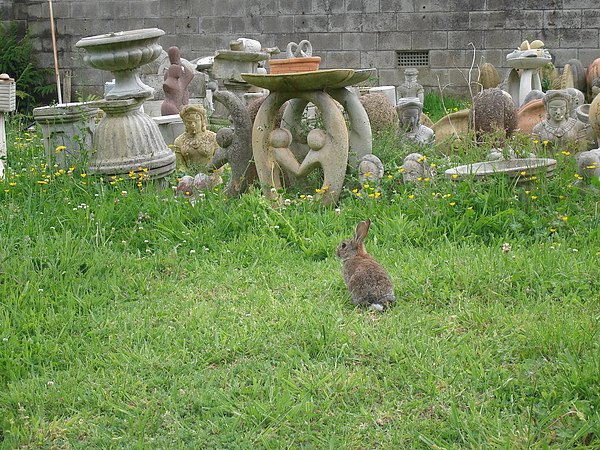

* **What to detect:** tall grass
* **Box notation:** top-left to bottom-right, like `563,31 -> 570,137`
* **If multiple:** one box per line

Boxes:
0,114 -> 598,448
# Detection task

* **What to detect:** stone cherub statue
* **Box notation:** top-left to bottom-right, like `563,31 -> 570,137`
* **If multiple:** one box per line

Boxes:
396,97 -> 435,146
173,104 -> 218,172
396,68 -> 424,105
531,89 -> 592,151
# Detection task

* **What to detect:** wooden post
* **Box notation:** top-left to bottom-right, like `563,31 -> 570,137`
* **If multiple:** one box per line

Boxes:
48,0 -> 63,104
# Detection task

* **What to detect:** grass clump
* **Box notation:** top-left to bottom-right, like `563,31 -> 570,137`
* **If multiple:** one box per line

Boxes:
0,115 -> 598,448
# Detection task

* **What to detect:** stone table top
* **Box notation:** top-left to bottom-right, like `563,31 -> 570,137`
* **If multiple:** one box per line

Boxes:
241,68 -> 375,92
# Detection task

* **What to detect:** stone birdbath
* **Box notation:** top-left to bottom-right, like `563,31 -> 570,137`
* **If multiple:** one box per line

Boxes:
445,157 -> 557,183
75,28 -> 175,179
506,40 -> 552,107
242,68 -> 374,206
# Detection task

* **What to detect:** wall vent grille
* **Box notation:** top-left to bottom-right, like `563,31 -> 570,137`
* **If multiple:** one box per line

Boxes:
396,51 -> 429,67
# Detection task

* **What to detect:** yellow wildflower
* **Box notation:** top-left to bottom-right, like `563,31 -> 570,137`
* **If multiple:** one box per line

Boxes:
408,194 -> 415,199
449,202 -> 456,206
561,151 -> 571,156
561,215 -> 568,222
55,145 -> 66,153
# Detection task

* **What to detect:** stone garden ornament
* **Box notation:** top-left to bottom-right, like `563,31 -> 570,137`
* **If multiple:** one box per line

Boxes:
173,104 -> 217,172
396,68 -> 424,105
506,39 -> 552,107
161,46 -> 194,115
396,97 -> 435,146
75,28 -> 175,179
531,90 -> 592,151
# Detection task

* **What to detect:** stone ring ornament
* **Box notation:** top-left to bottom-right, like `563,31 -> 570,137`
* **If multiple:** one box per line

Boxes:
286,40 -> 313,58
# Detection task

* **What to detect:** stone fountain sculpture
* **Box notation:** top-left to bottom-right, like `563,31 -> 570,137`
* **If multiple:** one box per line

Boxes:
75,28 -> 175,179
506,40 -> 552,107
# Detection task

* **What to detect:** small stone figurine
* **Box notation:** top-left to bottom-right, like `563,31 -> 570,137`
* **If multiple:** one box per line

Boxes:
173,104 -> 217,172
396,68 -> 424,105
396,98 -> 435,146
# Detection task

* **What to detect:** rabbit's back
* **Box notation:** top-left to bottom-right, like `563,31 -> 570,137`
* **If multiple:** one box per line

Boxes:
343,255 -> 395,306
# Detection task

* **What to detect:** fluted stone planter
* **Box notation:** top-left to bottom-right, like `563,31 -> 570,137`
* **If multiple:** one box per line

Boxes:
75,28 -> 175,179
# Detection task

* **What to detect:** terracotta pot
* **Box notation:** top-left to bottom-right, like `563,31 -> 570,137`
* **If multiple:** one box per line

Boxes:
517,98 -> 545,135
586,58 -> 600,87
269,56 -> 321,74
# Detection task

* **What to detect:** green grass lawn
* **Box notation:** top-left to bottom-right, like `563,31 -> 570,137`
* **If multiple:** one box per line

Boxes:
0,119 -> 599,448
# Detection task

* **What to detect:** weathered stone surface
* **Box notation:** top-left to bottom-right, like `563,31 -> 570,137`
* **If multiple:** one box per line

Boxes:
207,90 -> 256,197
173,104 -> 217,172
360,92 -> 398,133
396,98 -> 435,146
470,88 -> 518,141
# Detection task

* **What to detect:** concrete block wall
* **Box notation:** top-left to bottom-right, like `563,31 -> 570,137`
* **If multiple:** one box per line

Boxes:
5,0 -> 600,97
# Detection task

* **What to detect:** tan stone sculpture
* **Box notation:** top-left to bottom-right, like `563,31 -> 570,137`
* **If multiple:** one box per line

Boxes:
396,98 -> 435,146
531,90 -> 591,151
173,104 -> 217,171
272,127 -> 346,206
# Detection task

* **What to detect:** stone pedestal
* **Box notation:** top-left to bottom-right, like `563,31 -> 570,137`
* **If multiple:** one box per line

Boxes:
33,103 -> 99,168
91,98 -> 175,179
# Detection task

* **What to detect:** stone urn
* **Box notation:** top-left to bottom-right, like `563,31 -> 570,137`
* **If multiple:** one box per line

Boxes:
75,28 -> 175,179
76,28 -> 164,100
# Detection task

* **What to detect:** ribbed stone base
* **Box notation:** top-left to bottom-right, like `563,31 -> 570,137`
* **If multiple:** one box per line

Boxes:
91,98 -> 175,179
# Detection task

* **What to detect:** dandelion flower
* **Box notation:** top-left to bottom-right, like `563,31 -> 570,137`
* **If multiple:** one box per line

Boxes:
561,151 -> 571,156
561,215 -> 568,222
408,194 -> 415,199
449,201 -> 456,206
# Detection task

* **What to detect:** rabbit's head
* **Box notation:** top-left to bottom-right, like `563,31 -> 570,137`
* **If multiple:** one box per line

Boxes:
336,219 -> 370,261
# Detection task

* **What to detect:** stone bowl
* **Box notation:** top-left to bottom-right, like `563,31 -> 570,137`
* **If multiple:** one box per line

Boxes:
75,28 -> 164,72
76,28 -> 165,99
445,157 -> 557,182
576,104 -> 590,124
241,68 -> 375,92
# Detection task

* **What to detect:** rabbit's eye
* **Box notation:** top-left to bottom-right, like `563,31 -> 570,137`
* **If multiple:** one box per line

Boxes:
341,243 -> 347,248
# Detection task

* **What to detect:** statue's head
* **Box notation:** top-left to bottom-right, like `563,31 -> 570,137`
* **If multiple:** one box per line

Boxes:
269,128 -> 292,148
180,104 -> 207,133
168,46 -> 181,64
404,67 -> 419,83
396,97 -> 423,131
543,90 -> 571,123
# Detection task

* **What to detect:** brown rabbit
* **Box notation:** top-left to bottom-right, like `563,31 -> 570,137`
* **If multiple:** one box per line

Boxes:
336,219 -> 395,310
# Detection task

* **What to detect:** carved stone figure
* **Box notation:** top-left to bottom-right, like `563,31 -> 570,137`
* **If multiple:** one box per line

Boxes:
161,46 -> 194,115
531,90 -> 592,150
396,68 -> 424,104
173,104 -> 217,171
401,153 -> 435,183
207,90 -> 256,197
272,127 -> 347,206
358,154 -> 384,183
396,97 -> 435,145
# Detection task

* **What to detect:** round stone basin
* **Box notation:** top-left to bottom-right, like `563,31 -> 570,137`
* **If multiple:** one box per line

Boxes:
445,157 -> 557,182
241,68 -> 375,92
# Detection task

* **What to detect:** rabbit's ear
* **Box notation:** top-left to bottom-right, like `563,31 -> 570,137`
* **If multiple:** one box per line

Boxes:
354,219 -> 371,243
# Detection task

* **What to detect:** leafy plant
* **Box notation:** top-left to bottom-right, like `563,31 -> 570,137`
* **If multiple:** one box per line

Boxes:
0,22 -> 56,114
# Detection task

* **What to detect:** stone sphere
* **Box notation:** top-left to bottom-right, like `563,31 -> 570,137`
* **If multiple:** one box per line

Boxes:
216,127 -> 234,148
269,128 -> 292,148
307,128 -> 327,150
